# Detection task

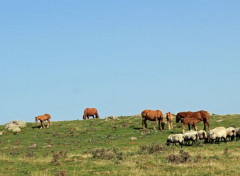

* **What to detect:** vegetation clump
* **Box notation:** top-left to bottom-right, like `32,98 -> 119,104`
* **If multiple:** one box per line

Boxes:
166,150 -> 201,164
139,143 -> 165,154
88,148 -> 124,161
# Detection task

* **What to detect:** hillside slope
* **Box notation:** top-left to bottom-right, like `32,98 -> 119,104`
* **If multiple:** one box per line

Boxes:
0,114 -> 240,176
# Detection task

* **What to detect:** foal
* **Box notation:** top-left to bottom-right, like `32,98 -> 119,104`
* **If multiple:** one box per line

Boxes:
35,113 -> 51,129
166,112 -> 174,130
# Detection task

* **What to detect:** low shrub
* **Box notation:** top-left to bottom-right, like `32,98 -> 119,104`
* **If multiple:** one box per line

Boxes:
139,143 -> 165,154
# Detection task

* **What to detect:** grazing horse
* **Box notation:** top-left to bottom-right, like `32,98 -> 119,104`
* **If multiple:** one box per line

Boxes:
166,112 -> 174,130
141,109 -> 164,131
35,113 -> 51,129
83,108 -> 99,120
176,110 -> 210,133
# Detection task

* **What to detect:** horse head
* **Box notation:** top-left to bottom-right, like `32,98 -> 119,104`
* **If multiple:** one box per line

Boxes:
35,116 -> 39,123
166,112 -> 171,121
176,113 -> 182,123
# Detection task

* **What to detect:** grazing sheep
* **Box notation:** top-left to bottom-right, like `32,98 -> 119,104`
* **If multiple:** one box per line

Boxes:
226,127 -> 236,141
166,134 -> 184,147
198,130 -> 207,140
208,127 -> 227,144
183,130 -> 199,145
235,128 -> 240,140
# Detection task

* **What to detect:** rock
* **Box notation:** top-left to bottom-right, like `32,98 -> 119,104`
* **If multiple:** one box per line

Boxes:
132,114 -> 141,118
12,127 -> 21,133
130,137 -> 137,140
105,116 -> 118,121
0,131 -> 3,135
28,144 -> 37,148
5,120 -> 26,132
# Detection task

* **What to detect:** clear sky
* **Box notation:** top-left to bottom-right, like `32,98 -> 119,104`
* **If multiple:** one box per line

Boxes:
0,1 -> 239,124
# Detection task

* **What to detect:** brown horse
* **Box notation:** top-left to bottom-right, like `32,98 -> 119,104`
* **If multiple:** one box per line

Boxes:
83,108 -> 99,120
166,112 -> 174,130
176,110 -> 210,133
141,109 -> 164,130
35,113 -> 51,129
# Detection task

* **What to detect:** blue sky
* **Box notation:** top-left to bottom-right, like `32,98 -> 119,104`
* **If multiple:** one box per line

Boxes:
0,1 -> 239,124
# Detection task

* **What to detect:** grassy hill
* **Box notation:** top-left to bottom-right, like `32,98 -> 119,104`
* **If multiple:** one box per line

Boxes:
0,114 -> 240,176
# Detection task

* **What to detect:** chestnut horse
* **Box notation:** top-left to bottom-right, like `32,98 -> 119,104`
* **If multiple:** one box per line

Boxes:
166,112 -> 174,130
176,110 -> 210,133
35,113 -> 51,129
141,109 -> 164,130
83,108 -> 99,120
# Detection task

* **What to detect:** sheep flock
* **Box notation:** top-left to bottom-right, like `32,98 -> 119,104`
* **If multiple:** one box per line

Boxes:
167,126 -> 240,147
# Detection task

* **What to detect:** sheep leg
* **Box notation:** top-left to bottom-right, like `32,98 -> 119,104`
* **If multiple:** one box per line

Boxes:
180,142 -> 183,148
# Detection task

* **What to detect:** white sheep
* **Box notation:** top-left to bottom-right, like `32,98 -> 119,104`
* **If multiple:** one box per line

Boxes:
198,130 -> 207,140
226,127 -> 236,141
166,134 -> 184,147
208,127 -> 227,144
183,130 -> 198,145
235,128 -> 240,140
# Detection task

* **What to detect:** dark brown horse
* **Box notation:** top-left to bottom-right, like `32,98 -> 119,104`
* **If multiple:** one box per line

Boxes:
83,108 -> 99,120
141,109 -> 164,130
35,113 -> 51,129
176,110 -> 210,133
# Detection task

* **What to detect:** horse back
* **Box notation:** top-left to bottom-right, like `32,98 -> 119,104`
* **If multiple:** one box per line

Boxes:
84,108 -> 98,116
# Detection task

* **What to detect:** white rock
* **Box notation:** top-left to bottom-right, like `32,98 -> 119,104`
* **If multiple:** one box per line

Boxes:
105,116 -> 118,121
130,137 -> 137,140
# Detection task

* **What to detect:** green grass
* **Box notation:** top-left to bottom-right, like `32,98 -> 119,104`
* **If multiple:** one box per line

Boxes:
0,114 -> 240,176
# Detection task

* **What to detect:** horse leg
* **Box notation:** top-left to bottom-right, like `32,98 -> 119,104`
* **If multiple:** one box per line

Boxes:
142,118 -> 145,129
182,124 -> 186,133
153,119 -> 156,130
188,124 -> 191,130
47,119 -> 51,128
40,120 -> 44,129
159,119 -> 162,131
144,119 -> 147,128
203,121 -> 206,131
207,121 -> 210,131
167,121 -> 170,130
43,120 -> 46,128
193,123 -> 197,131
